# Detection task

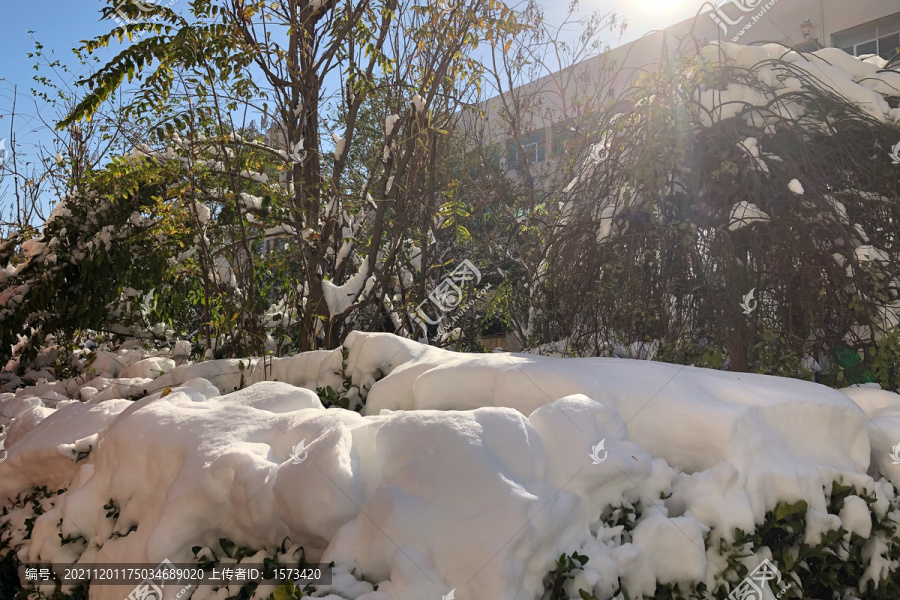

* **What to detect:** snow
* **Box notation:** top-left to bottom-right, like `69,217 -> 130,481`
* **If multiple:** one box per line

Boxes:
194,202 -> 211,225
855,245 -> 890,263
411,94 -> 425,115
46,201 -> 72,225
21,238 -> 46,259
826,195 -> 849,223
737,137 -> 769,173
322,263 -> 372,316
5,41 -> 900,580
669,463 -> 754,542
803,509 -> 842,545
119,356 -> 175,380
698,42 -> 900,125
239,192 -> 263,211
240,171 -> 269,184
385,115 -> 400,138
728,201 -> 770,231
2,332 -> 900,599
333,132 -> 346,161
788,179 -> 804,195
616,513 -> 709,598
839,495 -> 872,539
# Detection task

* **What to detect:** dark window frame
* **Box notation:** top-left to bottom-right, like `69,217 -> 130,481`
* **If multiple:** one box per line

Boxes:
834,12 -> 900,60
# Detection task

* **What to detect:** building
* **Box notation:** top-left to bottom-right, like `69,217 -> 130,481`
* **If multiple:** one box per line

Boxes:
467,0 -> 900,185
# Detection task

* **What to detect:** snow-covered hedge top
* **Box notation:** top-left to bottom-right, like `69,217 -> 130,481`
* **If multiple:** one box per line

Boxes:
2,332 -> 900,599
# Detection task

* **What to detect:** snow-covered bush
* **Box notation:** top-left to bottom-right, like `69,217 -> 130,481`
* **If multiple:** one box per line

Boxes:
504,41 -> 900,382
3,332 -> 900,599
0,163 -> 181,374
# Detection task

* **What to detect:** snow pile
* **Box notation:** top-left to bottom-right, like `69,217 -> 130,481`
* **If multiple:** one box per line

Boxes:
1,332 -> 900,600
728,201 -> 770,231
322,263 -> 375,317
698,43 -> 900,124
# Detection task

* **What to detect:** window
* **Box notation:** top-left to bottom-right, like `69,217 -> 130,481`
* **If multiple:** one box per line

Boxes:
834,12 -> 900,60
508,129 -> 545,166
262,238 -> 288,254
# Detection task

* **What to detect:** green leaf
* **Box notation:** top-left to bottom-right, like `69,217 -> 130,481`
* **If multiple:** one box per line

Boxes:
219,537 -> 235,558
272,582 -> 295,600
775,500 -> 808,522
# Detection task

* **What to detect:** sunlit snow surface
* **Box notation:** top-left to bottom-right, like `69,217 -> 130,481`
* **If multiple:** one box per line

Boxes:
2,331 -> 899,600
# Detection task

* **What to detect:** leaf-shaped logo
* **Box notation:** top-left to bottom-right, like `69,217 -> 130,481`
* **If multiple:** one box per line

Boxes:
890,442 -> 900,465
739,288 -> 758,315
442,589 -> 456,600
890,141 -> 900,166
290,439 -> 309,464
132,0 -> 163,12
140,288 -> 157,316
288,139 -> 306,164
590,439 -> 608,464
588,141 -> 610,165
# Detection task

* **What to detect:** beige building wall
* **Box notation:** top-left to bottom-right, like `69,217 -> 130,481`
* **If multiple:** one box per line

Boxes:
467,0 -> 900,181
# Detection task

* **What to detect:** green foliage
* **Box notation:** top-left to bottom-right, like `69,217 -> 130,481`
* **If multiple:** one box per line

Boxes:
747,328 -> 804,379
658,342 -> 726,370
271,581 -> 305,600
187,537 -> 316,600
60,2 -> 253,130
315,347 -> 382,411
550,480 -> 900,600
822,334 -> 900,391
544,552 -> 590,600
867,332 -> 900,392
0,487 -> 92,600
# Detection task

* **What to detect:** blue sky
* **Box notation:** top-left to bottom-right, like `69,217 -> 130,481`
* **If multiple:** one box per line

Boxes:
0,0 -> 707,211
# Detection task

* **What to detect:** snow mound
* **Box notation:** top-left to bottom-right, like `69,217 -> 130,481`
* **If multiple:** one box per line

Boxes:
699,42 -> 900,124
1,333 -> 900,600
